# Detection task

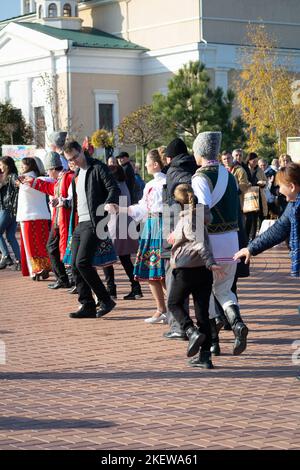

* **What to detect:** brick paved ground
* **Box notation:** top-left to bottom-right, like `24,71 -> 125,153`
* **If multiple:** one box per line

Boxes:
0,246 -> 299,450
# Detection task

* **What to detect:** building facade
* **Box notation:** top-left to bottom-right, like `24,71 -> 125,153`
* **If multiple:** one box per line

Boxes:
0,0 -> 300,146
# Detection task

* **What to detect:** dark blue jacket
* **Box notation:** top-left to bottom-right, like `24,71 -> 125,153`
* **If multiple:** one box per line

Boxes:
249,203 -> 292,256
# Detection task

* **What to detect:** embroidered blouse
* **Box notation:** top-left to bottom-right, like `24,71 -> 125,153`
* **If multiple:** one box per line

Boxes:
128,172 -> 166,222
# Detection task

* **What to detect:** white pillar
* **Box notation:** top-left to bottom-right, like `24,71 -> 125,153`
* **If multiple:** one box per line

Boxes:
23,78 -> 33,124
30,0 -> 36,12
4,81 -> 10,101
20,0 -> 24,15
215,68 -> 229,93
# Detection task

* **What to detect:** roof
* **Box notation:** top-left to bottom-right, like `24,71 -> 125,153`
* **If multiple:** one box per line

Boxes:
18,22 -> 146,50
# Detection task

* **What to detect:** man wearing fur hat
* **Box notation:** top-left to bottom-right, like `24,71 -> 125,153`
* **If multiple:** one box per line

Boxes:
49,131 -> 69,171
191,131 -> 249,365
23,151 -> 74,289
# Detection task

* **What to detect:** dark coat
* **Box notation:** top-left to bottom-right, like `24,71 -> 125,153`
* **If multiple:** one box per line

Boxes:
71,156 -> 120,233
161,153 -> 198,258
165,153 -> 198,204
249,202 -> 292,256
121,161 -> 136,203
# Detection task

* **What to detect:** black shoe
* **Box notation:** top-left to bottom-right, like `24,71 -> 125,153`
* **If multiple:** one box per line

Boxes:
0,255 -> 13,270
35,269 -> 50,281
163,330 -> 188,341
233,322 -> 249,355
68,286 -> 78,294
215,317 -> 224,333
48,281 -> 70,290
96,298 -> 116,318
69,304 -> 97,318
185,326 -> 206,358
188,351 -> 214,369
210,342 -> 221,356
123,284 -> 143,300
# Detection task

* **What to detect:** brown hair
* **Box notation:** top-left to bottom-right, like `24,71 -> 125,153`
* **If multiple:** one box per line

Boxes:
157,146 -> 167,167
21,157 -> 41,176
173,183 -> 195,209
147,149 -> 164,169
276,163 -> 300,186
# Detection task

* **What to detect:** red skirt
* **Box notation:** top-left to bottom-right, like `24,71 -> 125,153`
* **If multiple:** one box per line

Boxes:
20,220 -> 52,277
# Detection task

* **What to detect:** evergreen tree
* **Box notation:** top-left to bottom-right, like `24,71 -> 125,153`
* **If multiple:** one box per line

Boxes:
0,102 -> 33,150
152,61 -> 247,150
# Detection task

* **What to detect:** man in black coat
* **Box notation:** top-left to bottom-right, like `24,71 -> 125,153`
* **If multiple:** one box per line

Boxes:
116,152 -> 137,203
162,138 -> 198,340
64,141 -> 120,319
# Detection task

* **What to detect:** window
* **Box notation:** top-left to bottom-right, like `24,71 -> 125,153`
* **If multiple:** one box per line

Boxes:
94,90 -> 119,133
38,5 -> 43,18
34,107 -> 46,148
98,104 -> 113,131
48,3 -> 57,18
63,3 -> 72,17
24,0 -> 30,13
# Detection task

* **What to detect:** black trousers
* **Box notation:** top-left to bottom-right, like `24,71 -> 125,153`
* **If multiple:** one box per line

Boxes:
168,266 -> 213,351
47,227 -> 68,284
103,254 -> 138,288
71,221 -> 110,306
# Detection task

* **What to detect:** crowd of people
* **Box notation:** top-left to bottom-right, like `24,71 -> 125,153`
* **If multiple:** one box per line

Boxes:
0,129 -> 299,370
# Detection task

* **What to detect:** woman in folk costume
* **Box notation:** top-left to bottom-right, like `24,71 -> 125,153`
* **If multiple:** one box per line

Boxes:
16,158 -> 52,280
21,152 -> 75,289
114,149 -> 167,323
102,163 -> 143,300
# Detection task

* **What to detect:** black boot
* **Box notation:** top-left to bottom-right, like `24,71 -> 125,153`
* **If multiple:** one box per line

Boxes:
107,284 -> 117,299
0,255 -> 13,270
224,304 -> 248,355
185,326 -> 206,358
188,350 -> 214,369
210,319 -> 221,356
123,282 -> 143,300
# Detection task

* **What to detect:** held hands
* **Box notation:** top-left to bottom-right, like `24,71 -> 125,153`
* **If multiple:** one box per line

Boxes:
210,264 -> 225,280
167,232 -> 175,246
50,197 -> 64,208
233,248 -> 251,264
104,203 -> 119,214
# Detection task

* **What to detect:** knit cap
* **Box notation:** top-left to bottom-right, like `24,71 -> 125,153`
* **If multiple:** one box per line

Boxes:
44,151 -> 62,171
193,132 -> 222,160
49,131 -> 67,148
165,138 -> 188,158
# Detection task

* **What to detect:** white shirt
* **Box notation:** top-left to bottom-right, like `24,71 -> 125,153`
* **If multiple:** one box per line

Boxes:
192,169 -> 238,264
128,172 -> 166,222
76,168 -> 90,222
16,172 -> 51,222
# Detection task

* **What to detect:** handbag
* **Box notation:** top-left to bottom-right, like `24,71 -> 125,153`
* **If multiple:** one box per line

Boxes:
243,186 -> 260,213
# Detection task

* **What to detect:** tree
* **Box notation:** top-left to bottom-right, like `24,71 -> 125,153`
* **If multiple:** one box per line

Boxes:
0,101 -> 33,148
117,104 -> 166,178
152,61 -> 247,150
236,24 -> 300,154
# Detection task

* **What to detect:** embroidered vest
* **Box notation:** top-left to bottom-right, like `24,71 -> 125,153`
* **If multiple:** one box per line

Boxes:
194,165 -> 239,234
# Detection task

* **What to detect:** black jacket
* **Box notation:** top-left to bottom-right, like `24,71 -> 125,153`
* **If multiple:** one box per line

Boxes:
121,161 -> 136,203
162,153 -> 198,258
71,156 -> 120,232
164,153 -> 197,204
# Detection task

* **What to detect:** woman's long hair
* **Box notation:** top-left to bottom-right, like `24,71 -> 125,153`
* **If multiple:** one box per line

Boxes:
21,157 -> 41,177
0,156 -> 18,184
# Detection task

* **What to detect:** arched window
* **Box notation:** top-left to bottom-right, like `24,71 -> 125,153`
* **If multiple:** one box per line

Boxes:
63,3 -> 72,17
38,5 -> 43,18
48,3 -> 57,18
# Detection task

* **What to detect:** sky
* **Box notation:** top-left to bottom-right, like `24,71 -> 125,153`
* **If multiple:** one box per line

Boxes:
0,0 -> 20,21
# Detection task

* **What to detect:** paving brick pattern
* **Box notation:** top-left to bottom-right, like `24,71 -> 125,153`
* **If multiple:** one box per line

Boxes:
0,246 -> 299,450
